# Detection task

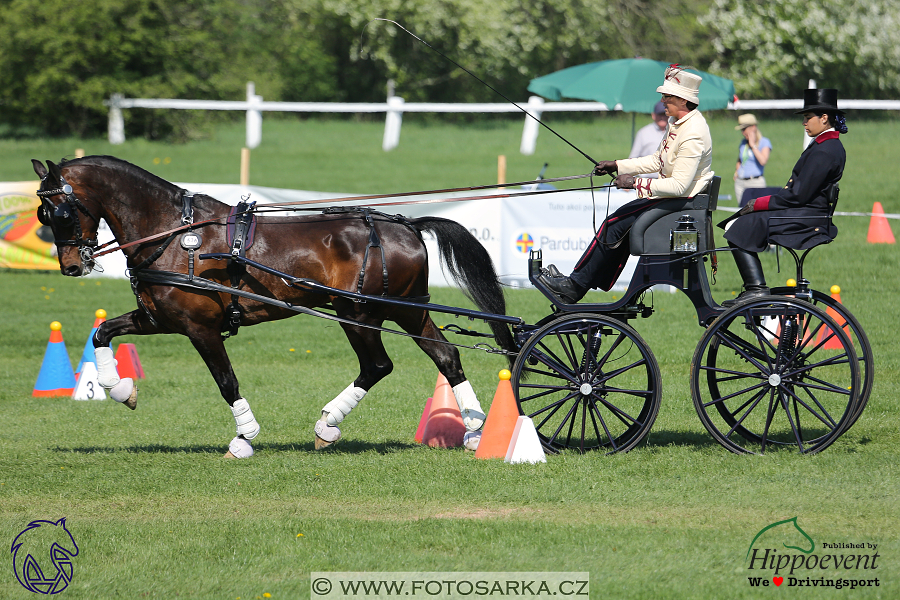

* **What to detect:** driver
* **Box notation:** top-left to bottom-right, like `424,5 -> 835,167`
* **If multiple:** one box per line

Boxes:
539,64 -> 714,303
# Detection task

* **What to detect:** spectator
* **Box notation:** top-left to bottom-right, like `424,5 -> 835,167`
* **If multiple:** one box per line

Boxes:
733,114 -> 771,205
629,101 -> 669,163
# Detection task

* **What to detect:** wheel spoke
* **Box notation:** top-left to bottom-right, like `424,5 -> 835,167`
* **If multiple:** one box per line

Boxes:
591,391 -> 642,427
779,384 -> 837,428
724,387 -> 769,440
713,328 -> 772,373
702,380 -> 768,408
589,331 -> 629,379
587,397 -> 618,452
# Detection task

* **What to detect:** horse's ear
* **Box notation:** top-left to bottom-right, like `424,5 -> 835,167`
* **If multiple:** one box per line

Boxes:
46,160 -> 62,179
32,159 -> 47,178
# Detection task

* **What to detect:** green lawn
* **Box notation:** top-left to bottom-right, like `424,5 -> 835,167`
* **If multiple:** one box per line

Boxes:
1,116 -> 898,598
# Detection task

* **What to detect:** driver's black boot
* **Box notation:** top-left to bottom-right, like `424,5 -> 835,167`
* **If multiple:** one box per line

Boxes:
723,245 -> 769,307
538,264 -> 588,304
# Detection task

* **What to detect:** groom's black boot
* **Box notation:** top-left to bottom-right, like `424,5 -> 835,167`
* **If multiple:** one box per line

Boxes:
723,245 -> 770,307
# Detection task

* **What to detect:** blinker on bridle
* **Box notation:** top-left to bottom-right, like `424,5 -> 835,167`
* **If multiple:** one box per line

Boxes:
36,172 -> 103,273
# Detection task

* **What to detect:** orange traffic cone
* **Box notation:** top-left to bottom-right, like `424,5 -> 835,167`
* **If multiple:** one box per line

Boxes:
474,369 -> 521,460
420,374 -> 465,448
33,322 -> 76,397
414,397 -> 433,443
818,285 -> 850,350
114,343 -> 145,379
867,202 -> 895,244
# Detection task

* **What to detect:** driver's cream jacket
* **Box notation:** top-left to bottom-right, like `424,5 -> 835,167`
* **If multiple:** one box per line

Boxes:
616,109 -> 714,199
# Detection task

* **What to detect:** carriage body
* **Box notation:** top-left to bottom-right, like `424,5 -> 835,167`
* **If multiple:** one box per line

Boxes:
511,176 -> 872,455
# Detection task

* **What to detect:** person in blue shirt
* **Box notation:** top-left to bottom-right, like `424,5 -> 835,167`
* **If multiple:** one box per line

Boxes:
733,114 -> 771,205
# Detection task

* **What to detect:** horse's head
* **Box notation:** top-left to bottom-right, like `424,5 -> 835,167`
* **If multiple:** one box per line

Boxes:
32,159 -> 103,277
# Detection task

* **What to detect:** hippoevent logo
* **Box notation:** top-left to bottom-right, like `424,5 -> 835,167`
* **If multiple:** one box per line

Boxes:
745,517 -> 880,590
515,233 -> 534,253
11,518 -> 79,594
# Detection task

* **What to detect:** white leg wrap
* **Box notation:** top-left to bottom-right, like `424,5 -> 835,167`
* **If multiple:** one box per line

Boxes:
228,436 -> 254,458
231,398 -> 260,440
109,378 -> 135,403
452,380 -> 485,431
321,384 -> 367,426
94,346 -> 120,388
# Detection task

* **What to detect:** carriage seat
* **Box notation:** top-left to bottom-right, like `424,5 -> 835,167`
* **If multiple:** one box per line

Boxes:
629,176 -> 721,256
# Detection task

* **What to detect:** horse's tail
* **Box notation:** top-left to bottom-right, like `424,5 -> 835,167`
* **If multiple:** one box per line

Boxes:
410,216 -> 517,367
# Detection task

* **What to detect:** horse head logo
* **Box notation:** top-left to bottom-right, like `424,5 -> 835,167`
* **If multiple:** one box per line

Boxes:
746,516 -> 814,560
11,518 -> 79,594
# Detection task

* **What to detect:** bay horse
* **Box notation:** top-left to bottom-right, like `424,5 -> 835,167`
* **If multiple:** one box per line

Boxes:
32,156 -> 516,457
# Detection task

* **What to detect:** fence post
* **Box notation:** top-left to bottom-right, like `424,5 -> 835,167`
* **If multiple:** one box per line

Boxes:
520,96 -> 544,155
246,82 -> 263,149
383,95 -> 404,151
108,94 -> 125,145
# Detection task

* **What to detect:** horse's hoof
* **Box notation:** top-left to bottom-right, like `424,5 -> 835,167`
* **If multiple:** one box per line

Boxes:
225,436 -> 254,458
314,434 -> 336,450
109,378 -> 138,410
314,419 -> 341,450
123,385 -> 138,410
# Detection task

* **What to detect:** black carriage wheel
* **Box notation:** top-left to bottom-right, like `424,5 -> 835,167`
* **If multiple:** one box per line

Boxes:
690,297 -> 859,454
512,313 -> 662,454
770,287 -> 873,430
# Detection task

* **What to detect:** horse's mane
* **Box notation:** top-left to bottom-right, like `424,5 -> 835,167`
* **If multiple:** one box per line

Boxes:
60,155 -> 181,194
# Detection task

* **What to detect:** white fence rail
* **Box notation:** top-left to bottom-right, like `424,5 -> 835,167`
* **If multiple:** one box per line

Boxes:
105,82 -> 900,154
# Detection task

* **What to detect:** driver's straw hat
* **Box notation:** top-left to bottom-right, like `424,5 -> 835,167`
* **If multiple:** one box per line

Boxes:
656,64 -> 701,104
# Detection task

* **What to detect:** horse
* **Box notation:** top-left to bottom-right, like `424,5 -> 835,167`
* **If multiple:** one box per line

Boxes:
32,156 -> 517,457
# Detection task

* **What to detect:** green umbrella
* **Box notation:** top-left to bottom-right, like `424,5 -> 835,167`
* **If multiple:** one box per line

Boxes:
528,58 -> 735,112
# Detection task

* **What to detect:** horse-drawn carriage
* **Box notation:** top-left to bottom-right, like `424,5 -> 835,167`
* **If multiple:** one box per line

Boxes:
32,156 -> 871,457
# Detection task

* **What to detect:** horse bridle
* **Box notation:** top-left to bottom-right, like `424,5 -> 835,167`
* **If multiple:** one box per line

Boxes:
36,173 -> 103,273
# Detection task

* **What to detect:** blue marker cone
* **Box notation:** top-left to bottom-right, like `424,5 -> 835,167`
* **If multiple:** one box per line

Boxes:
34,321 -> 77,397
76,309 -> 106,376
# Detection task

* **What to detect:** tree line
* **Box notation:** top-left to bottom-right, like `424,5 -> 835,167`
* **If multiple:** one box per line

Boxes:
1,0 -> 897,140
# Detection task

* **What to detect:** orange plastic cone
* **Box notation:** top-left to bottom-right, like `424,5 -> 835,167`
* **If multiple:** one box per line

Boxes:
414,397 -> 433,443
867,202 -> 895,244
818,285 -> 850,350
474,370 -> 521,459
114,343 -> 145,379
420,374 -> 465,448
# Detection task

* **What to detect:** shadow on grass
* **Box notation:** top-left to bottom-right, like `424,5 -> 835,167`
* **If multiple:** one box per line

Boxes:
52,439 -> 421,455
642,429 -> 725,450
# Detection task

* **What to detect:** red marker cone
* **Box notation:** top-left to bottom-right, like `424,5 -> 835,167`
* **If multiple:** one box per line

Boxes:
114,343 -> 145,379
414,396 -> 433,443
76,309 -> 106,376
819,285 -> 850,350
867,202 -> 895,244
421,374 -> 466,448
33,322 -> 76,397
475,370 -> 521,459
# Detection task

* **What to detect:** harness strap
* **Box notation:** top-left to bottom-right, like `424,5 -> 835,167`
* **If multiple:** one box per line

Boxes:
131,269 -> 515,356
223,199 -> 257,337
355,210 -> 390,296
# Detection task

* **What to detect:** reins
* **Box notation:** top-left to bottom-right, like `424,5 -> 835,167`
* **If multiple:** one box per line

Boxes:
92,173 -> 607,258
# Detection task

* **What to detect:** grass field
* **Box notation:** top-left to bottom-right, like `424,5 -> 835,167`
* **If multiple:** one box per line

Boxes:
1,115 -> 898,599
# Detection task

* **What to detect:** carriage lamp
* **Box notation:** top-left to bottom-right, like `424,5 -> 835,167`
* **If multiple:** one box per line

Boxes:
671,215 -> 699,253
